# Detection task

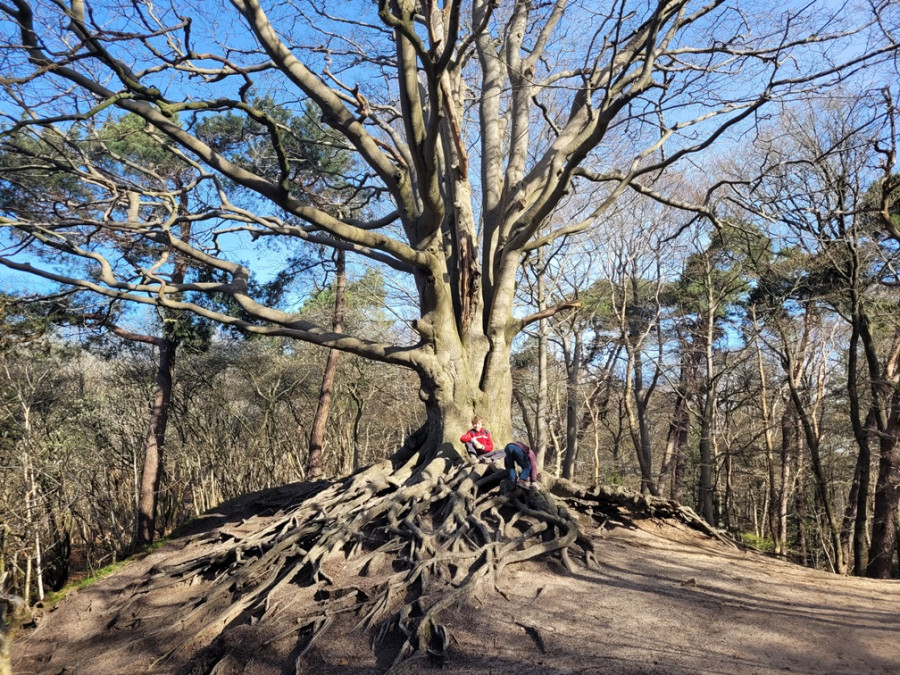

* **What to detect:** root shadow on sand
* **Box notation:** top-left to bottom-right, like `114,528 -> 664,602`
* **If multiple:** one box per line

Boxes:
12,446 -> 741,675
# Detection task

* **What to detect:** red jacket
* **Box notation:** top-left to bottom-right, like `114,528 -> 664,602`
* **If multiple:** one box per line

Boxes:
460,427 -> 494,454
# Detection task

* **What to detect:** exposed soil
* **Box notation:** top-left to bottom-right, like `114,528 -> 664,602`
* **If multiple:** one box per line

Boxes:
11,482 -> 900,674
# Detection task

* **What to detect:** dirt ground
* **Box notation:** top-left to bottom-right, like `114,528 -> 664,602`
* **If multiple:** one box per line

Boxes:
12,484 -> 900,674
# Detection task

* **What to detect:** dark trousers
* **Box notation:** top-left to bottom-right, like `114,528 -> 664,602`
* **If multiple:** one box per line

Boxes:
466,441 -> 505,463
504,443 -> 532,482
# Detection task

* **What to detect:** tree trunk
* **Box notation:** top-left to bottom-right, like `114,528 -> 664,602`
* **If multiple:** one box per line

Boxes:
672,439 -> 687,504
752,316 -> 782,554
867,423 -> 900,577
562,332 -> 582,480
535,250 -> 550,477
852,409 -> 876,575
622,335 -> 659,496
136,338 -> 176,547
794,457 -> 809,567
784,358 -> 845,573
697,309 -> 718,525
778,400 -> 795,555
308,250 -> 347,479
698,388 -> 716,524
856,306 -> 900,578
845,305 -> 871,574
842,436 -> 869,575
723,441 -> 734,532
659,363 -> 690,499
135,193 -> 190,548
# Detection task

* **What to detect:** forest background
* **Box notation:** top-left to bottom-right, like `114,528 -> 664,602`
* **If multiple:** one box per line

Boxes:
0,0 -> 899,628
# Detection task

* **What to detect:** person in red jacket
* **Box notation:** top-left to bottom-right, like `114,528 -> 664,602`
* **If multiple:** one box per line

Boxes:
460,415 -> 498,460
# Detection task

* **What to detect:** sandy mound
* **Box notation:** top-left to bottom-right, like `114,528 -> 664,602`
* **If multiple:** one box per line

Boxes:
12,483 -> 900,674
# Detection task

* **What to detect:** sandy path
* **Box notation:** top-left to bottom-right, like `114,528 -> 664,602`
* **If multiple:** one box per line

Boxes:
12,496 -> 900,674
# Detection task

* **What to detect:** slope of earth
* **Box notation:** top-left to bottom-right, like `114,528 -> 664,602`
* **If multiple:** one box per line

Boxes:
11,482 -> 900,675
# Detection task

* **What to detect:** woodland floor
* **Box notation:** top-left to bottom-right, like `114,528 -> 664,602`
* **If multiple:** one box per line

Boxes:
11,481 -> 900,675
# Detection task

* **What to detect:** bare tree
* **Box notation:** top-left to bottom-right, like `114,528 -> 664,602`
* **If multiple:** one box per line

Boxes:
730,92 -> 900,575
1,0 -> 898,663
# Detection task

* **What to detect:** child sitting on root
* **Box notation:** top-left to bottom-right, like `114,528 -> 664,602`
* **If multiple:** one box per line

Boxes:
460,415 -> 506,462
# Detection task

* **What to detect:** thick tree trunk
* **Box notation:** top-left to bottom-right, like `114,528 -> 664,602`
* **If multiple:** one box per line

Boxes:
852,409 -> 876,575
136,338 -> 176,547
308,250 -> 347,479
855,309 -> 900,578
867,425 -> 900,578
845,310 -> 871,574
405,305 -> 514,464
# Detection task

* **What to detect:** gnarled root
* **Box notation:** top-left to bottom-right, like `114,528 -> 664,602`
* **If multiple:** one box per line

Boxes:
142,455 -> 727,673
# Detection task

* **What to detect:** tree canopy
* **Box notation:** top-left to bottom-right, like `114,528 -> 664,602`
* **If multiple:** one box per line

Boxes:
2,0 -> 897,449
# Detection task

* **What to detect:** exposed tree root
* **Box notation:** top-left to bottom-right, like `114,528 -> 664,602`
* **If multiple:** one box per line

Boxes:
136,448 -> 733,673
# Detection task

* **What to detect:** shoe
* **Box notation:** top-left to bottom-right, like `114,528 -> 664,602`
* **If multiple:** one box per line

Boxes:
516,479 -> 531,489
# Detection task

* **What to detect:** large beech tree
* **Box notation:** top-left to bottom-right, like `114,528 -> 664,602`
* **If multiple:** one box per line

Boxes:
2,0 -> 895,451
1,0 -> 899,666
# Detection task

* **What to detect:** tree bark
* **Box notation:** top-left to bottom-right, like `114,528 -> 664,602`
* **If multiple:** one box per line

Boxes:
858,309 -> 900,578
562,331 -> 582,480
697,309 -> 717,524
753,321 -> 782,554
658,361 -> 689,499
845,305 -> 874,574
794,459 -> 809,567
778,398 -> 796,555
867,418 -> 900,577
136,338 -> 176,547
697,386 -> 716,524
845,269 -> 877,574
784,348 -> 845,573
852,411 -> 874,576
308,250 -> 347,479
535,250 -> 550,477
